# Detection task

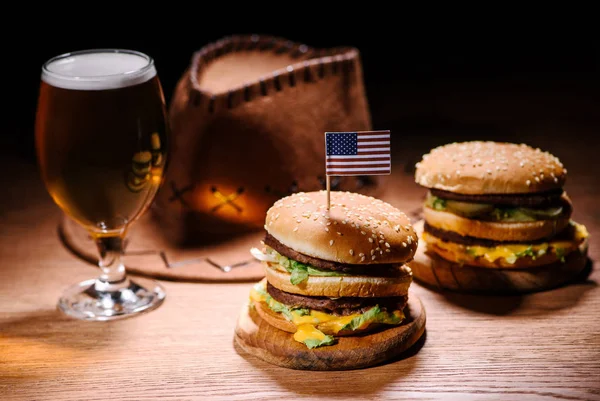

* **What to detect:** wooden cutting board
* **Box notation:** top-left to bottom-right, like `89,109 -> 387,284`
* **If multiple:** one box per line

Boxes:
408,220 -> 590,294
234,291 -> 426,371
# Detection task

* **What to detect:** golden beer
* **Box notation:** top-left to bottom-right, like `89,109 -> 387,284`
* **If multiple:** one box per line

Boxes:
35,52 -> 168,236
34,49 -> 169,320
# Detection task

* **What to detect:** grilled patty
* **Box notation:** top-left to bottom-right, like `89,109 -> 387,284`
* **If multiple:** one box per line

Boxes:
264,233 -> 401,276
424,221 -> 576,247
430,188 -> 564,207
266,281 -> 407,316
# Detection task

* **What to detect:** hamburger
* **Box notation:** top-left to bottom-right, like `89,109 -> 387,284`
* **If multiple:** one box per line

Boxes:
249,190 -> 417,349
413,141 -> 589,277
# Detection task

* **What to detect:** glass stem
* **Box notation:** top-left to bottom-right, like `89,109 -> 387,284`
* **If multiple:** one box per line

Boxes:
94,235 -> 130,292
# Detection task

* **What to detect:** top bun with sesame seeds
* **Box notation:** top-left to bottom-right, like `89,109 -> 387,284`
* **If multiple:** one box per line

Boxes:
415,141 -> 567,195
264,191 -> 418,265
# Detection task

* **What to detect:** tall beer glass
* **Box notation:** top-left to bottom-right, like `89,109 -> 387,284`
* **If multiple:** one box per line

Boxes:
35,49 -> 168,320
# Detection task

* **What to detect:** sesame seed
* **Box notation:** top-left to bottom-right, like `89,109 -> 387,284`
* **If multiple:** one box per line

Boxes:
554,177 -> 559,183
385,242 -> 390,248
379,239 -> 384,244
526,180 -> 531,186
329,240 -> 334,246
371,250 -> 375,255
342,220 -> 347,224
361,256 -> 365,262
407,236 -> 412,244
349,249 -> 354,256
296,219 -> 301,223
337,232 -> 342,236
402,242 -> 407,247
386,249 -> 391,253
359,253 -> 364,257
325,227 -> 329,232
293,227 -> 298,232
368,238 -> 374,243
371,255 -> 376,260
361,231 -> 366,235
394,225 -> 400,232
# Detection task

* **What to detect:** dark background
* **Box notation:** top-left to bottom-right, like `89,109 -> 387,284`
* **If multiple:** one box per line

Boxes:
5,25 -> 599,166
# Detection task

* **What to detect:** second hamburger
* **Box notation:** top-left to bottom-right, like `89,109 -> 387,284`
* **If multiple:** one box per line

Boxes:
414,141 -> 589,274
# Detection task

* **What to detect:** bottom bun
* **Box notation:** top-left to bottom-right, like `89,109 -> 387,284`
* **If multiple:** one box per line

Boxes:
252,299 -> 388,337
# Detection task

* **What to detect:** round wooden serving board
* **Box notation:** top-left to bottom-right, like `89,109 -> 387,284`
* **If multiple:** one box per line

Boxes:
408,220 -> 590,294
234,292 -> 426,371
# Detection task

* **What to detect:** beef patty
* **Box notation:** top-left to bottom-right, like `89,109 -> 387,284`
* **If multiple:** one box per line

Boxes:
266,281 -> 408,316
430,188 -> 564,207
264,233 -> 402,276
424,221 -> 576,247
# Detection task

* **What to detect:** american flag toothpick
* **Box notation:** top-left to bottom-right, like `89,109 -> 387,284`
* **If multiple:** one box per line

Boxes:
324,130 -> 391,209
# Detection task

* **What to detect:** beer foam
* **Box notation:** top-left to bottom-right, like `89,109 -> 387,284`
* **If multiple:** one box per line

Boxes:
42,50 -> 157,90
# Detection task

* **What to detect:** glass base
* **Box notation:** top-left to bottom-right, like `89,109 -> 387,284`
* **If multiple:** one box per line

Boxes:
57,277 -> 165,321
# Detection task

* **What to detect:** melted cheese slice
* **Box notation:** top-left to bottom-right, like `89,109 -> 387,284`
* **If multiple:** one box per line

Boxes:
293,324 -> 329,344
249,281 -> 404,347
422,222 -> 588,264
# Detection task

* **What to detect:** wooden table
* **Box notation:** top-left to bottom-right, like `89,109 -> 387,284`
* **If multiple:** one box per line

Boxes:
2,129 -> 599,401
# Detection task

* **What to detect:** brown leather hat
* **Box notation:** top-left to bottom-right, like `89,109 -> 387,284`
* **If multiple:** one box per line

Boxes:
151,34 -> 381,244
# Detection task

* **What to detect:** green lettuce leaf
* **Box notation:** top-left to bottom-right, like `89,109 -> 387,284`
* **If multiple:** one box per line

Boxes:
515,246 -> 536,259
555,247 -> 567,263
284,258 -> 348,285
341,306 -> 380,331
303,335 -> 335,349
341,305 -> 405,332
288,260 -> 309,285
268,298 -> 293,321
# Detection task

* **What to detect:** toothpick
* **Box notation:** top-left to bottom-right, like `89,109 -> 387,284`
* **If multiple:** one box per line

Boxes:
326,175 -> 331,210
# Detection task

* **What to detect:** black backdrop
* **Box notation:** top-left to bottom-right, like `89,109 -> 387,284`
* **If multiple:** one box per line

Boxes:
6,24 -> 599,163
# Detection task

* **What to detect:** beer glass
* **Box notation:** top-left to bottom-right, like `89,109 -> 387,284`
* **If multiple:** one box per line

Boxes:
35,49 -> 168,320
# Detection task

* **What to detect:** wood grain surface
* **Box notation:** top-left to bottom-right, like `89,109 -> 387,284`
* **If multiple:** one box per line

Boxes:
234,292 -> 425,371
2,122 -> 600,400
408,220 -> 591,294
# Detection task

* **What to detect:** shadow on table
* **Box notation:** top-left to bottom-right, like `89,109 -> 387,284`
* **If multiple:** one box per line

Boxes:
0,309 -> 128,380
421,258 -> 596,316
233,330 -> 425,397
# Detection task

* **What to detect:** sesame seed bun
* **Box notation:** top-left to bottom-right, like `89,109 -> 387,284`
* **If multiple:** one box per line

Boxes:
415,141 -> 567,195
264,191 -> 417,265
423,207 -> 572,242
264,263 -> 413,298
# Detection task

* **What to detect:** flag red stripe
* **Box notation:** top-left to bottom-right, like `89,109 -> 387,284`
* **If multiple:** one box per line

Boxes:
326,159 -> 391,163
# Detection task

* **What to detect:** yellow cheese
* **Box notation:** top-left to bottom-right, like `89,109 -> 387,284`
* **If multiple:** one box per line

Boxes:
289,310 -> 355,331
293,324 -> 328,344
422,222 -> 588,264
